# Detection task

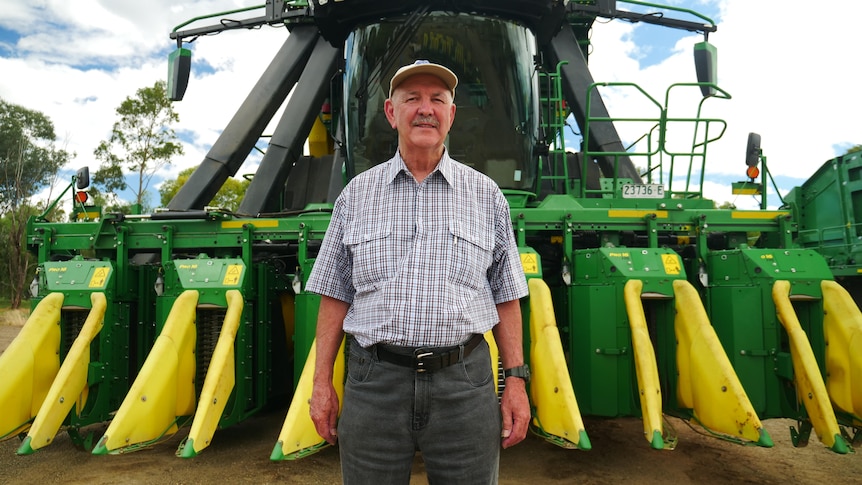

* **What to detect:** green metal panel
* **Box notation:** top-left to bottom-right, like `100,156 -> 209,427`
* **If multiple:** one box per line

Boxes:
29,259 -> 138,443
43,260 -> 114,305
706,248 -> 832,419
567,247 -> 685,417
790,151 -> 862,275
569,283 -> 630,416
708,286 -> 771,413
174,258 -> 246,293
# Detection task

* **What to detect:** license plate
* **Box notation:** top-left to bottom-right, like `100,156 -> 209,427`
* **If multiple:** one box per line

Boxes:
621,184 -> 665,199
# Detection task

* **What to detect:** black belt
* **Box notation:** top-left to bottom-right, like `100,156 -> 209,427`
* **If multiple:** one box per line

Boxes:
372,334 -> 484,372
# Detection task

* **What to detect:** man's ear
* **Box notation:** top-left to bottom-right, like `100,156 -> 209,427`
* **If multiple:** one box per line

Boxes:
384,99 -> 396,129
448,103 -> 456,130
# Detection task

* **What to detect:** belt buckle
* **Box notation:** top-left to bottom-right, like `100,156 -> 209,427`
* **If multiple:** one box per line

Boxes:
414,349 -> 434,372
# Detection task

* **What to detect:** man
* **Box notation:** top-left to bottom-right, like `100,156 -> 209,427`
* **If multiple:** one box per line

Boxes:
307,60 -> 530,484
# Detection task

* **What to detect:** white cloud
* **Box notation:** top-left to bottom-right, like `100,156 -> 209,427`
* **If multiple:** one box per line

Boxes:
585,0 -> 862,207
2,0 -> 860,211
0,0 -> 285,208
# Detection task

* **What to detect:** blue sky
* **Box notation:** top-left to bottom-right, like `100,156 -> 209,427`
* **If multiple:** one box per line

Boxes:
619,1 -> 722,69
1,0 -> 860,211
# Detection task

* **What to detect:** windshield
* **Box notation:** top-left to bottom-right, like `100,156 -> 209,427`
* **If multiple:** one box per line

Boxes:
343,12 -> 538,191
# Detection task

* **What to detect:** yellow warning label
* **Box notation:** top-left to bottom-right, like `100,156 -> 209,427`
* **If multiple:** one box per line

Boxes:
520,253 -> 539,275
221,219 -> 279,229
223,264 -> 243,285
88,267 -> 111,288
661,254 -> 681,275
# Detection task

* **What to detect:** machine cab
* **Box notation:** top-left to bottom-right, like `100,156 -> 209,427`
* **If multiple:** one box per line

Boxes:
342,12 -> 540,191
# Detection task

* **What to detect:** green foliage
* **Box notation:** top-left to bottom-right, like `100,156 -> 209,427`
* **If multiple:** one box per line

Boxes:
0,204 -> 39,309
93,80 -> 183,212
159,167 -> 249,210
0,98 -> 71,215
846,145 -> 862,154
0,98 -> 71,307
86,185 -> 133,215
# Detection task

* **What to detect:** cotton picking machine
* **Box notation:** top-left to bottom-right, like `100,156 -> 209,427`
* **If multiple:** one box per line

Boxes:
3,0 -> 862,461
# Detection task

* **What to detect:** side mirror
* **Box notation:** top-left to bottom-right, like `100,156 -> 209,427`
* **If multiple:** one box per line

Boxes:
745,132 -> 761,167
76,167 -> 90,190
694,41 -> 717,97
168,47 -> 192,101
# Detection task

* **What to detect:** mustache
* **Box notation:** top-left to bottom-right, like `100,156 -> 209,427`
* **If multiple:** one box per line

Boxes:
412,115 -> 439,127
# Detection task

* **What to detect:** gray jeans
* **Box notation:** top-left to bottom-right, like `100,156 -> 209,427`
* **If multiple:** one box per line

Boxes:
338,336 -> 501,484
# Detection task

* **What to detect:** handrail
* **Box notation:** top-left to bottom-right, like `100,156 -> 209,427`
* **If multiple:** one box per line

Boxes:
172,4 -> 265,33
619,0 -> 717,28
580,81 -> 730,199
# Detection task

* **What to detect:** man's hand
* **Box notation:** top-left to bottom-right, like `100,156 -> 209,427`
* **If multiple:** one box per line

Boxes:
309,296 -> 349,445
309,380 -> 340,444
500,376 -> 530,448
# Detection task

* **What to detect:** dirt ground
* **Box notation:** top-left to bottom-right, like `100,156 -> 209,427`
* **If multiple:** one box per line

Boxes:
2,321 -> 861,485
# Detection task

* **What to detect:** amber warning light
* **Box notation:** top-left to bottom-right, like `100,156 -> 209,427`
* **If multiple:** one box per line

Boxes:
75,191 -> 88,204
746,166 -> 759,180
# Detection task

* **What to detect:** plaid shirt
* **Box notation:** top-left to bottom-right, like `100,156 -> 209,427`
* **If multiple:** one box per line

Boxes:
305,150 -> 528,347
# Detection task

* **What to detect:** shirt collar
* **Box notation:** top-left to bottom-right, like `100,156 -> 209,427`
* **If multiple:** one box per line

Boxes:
386,148 -> 455,186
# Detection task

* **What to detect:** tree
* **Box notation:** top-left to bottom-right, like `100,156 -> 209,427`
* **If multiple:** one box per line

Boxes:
159,167 -> 249,210
0,98 -> 71,308
93,80 -> 183,212
0,99 -> 70,214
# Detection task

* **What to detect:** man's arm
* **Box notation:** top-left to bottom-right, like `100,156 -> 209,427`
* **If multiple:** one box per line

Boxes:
493,298 -> 530,449
309,295 -> 350,444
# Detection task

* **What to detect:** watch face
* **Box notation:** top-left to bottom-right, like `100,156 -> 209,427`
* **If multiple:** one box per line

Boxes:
506,365 -> 530,381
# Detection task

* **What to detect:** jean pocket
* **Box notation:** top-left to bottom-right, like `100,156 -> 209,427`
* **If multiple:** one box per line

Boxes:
346,343 -> 375,384
460,340 -> 493,388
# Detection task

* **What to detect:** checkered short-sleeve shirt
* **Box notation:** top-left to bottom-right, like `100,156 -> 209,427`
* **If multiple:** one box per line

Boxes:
305,150 -> 528,347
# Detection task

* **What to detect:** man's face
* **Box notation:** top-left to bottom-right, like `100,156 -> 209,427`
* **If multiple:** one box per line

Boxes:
384,73 -> 456,152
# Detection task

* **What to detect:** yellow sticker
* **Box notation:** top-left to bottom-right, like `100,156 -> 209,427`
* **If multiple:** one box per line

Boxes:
520,253 -> 539,275
661,254 -> 681,275
221,219 -> 279,229
88,267 -> 111,288
223,264 -> 243,285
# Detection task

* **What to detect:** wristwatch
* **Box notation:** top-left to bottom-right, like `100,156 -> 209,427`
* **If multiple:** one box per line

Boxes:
503,364 -> 531,384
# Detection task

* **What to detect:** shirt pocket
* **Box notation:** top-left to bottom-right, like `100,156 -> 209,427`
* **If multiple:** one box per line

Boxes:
344,224 -> 394,290
447,221 -> 494,290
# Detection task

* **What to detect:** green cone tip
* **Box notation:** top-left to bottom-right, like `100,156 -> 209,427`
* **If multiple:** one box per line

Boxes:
16,436 -> 34,455
180,439 -> 198,459
650,430 -> 664,450
757,428 -> 774,448
270,441 -> 285,461
577,430 -> 592,451
831,434 -> 850,455
91,436 -> 109,455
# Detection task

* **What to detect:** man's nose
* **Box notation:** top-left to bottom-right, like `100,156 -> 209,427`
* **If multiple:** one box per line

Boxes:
417,96 -> 434,114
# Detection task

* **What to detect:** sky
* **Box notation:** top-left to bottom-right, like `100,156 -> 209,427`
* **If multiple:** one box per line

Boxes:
1,0 -> 860,211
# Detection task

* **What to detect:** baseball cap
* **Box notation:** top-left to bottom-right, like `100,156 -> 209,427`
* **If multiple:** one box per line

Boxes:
388,60 -> 458,99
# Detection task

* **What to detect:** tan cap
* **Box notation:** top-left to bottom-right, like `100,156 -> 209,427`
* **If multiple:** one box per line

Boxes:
388,60 -> 458,99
